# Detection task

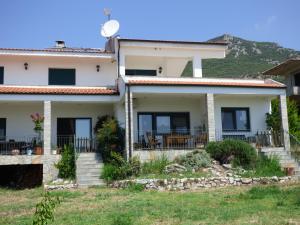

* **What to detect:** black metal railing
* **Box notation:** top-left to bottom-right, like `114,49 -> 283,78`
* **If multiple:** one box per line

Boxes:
56,135 -> 98,153
215,130 -> 284,148
134,130 -> 208,150
0,136 -> 43,155
289,132 -> 300,162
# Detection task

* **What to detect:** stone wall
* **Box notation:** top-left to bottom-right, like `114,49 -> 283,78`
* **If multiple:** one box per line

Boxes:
111,176 -> 294,191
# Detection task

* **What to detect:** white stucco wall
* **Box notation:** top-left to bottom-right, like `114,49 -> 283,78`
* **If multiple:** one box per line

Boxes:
113,101 -> 126,128
214,95 -> 272,138
51,103 -> 114,146
0,102 -> 43,138
132,95 -> 206,142
0,55 -> 117,86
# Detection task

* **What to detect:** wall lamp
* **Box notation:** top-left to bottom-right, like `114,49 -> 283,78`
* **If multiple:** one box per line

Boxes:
158,66 -> 163,74
24,63 -> 28,70
96,65 -> 100,72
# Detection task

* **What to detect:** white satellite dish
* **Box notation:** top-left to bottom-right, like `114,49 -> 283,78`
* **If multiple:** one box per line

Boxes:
101,20 -> 120,38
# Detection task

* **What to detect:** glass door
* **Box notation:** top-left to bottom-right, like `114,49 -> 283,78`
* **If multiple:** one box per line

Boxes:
75,119 -> 92,152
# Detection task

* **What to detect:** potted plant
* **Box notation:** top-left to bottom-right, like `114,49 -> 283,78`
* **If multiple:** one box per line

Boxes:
31,113 -> 44,155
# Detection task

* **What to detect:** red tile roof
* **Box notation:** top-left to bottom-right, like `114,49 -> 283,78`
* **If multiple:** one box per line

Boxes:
0,86 -> 119,95
127,79 -> 285,88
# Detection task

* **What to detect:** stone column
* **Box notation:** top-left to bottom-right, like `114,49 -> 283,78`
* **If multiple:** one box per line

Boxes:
206,93 -> 216,142
193,54 -> 202,78
279,94 -> 290,151
43,101 -> 51,155
124,86 -> 133,160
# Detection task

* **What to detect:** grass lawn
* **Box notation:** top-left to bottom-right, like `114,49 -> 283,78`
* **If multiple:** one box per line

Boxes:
0,184 -> 299,225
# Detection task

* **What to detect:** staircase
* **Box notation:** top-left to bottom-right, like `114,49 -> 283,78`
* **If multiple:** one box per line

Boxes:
76,153 -> 105,187
261,147 -> 300,178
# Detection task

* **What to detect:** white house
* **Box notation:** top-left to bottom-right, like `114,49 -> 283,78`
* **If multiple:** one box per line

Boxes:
0,38 -> 290,184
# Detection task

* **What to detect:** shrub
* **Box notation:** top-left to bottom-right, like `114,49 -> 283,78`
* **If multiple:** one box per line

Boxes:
175,150 -> 212,170
141,155 -> 169,175
96,116 -> 125,162
243,154 -> 284,177
206,139 -> 257,169
55,145 -> 76,179
32,191 -> 61,225
101,152 -> 141,182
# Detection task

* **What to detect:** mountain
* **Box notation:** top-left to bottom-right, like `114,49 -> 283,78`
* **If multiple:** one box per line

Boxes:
181,34 -> 300,79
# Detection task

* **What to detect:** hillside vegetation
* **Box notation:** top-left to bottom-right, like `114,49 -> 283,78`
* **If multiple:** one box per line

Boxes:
182,34 -> 300,78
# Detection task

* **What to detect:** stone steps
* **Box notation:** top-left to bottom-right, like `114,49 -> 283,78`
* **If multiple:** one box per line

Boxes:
76,153 -> 105,187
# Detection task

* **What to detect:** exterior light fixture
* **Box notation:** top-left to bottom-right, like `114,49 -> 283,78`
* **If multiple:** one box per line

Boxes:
24,63 -> 28,70
158,66 -> 162,74
96,65 -> 100,72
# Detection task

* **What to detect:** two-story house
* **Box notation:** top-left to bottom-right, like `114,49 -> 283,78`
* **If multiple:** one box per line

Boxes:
263,58 -> 300,112
0,38 -> 290,186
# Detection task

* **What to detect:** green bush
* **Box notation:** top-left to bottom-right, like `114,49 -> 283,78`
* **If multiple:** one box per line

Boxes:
141,155 -> 169,175
101,152 -> 141,182
243,155 -> 284,177
96,116 -> 125,163
55,145 -> 76,179
206,139 -> 257,169
175,150 -> 212,170
32,191 -> 61,225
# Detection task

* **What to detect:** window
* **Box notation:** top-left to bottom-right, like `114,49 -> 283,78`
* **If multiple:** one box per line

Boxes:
138,113 -> 190,137
49,68 -> 75,85
294,73 -> 300,86
0,118 -> 6,141
125,69 -> 157,76
0,67 -> 3,84
221,108 -> 250,131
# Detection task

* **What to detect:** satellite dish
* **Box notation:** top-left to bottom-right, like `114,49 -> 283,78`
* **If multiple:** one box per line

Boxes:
101,20 -> 120,38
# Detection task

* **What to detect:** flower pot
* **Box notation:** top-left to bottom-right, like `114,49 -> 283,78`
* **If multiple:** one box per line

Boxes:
26,149 -> 32,156
12,149 -> 20,155
35,147 -> 44,155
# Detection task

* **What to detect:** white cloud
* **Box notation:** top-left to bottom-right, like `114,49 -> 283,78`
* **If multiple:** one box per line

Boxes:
254,15 -> 277,31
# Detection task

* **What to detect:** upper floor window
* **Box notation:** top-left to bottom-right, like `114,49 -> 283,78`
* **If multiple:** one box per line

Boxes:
221,107 -> 250,132
125,69 -> 157,76
294,73 -> 300,87
0,67 -> 4,84
48,68 -> 75,85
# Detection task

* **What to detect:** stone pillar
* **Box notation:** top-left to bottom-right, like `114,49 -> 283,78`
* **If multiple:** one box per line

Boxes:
206,93 -> 216,142
43,101 -> 51,155
124,86 -> 133,160
279,94 -> 290,151
193,54 -> 202,78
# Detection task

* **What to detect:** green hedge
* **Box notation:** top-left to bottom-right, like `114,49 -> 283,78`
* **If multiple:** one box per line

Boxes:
206,139 -> 257,169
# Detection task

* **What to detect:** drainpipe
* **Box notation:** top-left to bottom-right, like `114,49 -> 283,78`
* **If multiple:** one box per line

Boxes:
126,84 -> 132,159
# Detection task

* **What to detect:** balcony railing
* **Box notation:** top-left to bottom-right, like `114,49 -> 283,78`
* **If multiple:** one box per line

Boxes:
0,136 -> 43,155
134,130 -> 208,150
215,130 -> 284,148
56,135 -> 98,153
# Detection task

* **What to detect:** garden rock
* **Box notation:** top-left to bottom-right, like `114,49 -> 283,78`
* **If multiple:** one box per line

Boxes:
164,163 -> 187,173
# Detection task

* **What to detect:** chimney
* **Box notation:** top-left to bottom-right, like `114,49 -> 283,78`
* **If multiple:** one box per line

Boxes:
55,40 -> 66,48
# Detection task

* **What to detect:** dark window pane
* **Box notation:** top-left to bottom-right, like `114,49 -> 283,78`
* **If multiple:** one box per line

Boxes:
49,68 -> 75,85
236,110 -> 249,130
172,115 -> 189,133
0,118 -> 6,141
0,67 -> 3,84
156,116 -> 171,134
295,74 -> 300,86
222,110 -> 235,130
125,69 -> 157,76
138,114 -> 153,140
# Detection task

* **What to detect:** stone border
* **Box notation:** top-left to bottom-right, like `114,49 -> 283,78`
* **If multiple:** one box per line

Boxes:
111,176 -> 295,191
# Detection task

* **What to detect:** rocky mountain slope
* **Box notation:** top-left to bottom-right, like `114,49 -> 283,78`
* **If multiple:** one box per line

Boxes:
182,34 -> 300,78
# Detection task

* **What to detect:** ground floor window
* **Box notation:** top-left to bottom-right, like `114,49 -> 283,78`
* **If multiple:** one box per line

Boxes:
138,112 -> 190,137
0,118 -> 6,141
221,107 -> 250,131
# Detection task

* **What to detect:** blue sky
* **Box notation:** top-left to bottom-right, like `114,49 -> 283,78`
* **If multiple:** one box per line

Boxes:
0,0 -> 299,50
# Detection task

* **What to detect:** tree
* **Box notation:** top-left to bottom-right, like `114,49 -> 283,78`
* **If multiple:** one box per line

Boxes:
266,98 -> 300,139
